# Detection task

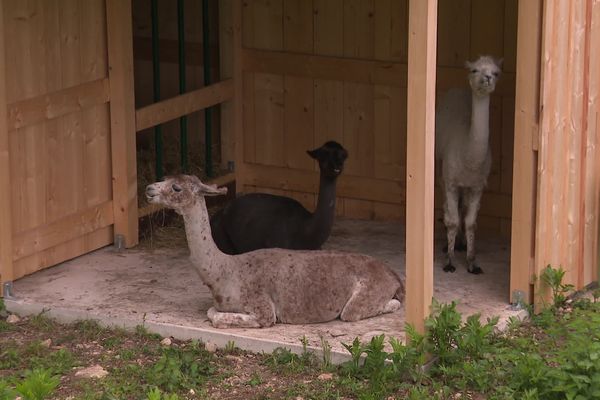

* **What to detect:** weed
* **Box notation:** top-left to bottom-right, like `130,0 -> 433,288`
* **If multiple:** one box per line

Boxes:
320,336 -> 332,370
0,346 -> 19,369
247,372 -> 262,387
135,324 -> 161,340
0,380 -> 16,400
15,369 -> 59,400
73,320 -> 104,341
148,342 -> 215,392
146,387 -> 180,400
28,312 -> 55,332
224,340 -> 237,354
540,265 -> 575,307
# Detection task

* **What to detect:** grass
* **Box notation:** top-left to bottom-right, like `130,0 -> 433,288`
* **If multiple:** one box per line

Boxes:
1,266 -> 600,399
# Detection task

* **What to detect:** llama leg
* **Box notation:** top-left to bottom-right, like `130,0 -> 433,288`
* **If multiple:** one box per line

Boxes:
464,188 -> 483,274
443,185 -> 460,273
206,307 -> 261,328
340,281 -> 400,321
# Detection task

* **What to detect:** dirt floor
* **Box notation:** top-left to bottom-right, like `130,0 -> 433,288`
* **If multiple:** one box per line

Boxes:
6,219 -> 523,359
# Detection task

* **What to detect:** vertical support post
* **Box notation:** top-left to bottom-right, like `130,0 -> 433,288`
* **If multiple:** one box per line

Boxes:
0,0 -> 15,290
151,0 -> 163,179
510,0 -> 542,306
178,0 -> 189,172
106,0 -> 139,248
202,0 -> 213,177
219,0 -> 235,171
405,0 -> 437,333
232,0 -> 244,188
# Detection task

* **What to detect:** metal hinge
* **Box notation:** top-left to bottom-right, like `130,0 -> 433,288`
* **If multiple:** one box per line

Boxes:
3,281 -> 16,300
511,289 -> 526,310
114,234 -> 125,252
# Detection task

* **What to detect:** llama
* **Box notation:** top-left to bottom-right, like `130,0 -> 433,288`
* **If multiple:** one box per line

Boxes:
435,55 -> 502,274
146,174 -> 405,328
210,141 -> 348,254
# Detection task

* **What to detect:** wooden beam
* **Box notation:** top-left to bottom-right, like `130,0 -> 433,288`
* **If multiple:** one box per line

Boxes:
219,0 -> 235,170
509,0 -> 542,305
106,0 -> 139,248
13,201 -> 114,261
135,79 -> 234,131
0,0 -> 14,288
241,48 -> 516,95
244,164 -> 405,204
7,78 -> 110,131
405,0 -> 437,333
233,0 -> 246,189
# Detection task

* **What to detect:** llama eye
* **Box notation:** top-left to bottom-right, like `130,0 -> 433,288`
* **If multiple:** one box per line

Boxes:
493,72 -> 499,77
172,184 -> 182,192
471,69 -> 478,73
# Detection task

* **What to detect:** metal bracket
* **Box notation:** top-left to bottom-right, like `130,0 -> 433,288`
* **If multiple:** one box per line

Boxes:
227,160 -> 235,172
3,281 -> 16,300
510,290 -> 526,310
114,234 -> 125,252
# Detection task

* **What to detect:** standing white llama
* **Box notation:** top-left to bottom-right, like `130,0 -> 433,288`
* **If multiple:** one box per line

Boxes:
435,55 -> 502,274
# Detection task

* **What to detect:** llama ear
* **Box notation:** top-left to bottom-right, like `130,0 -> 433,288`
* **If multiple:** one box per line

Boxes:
194,181 -> 228,197
495,58 -> 504,69
307,149 -> 321,160
464,60 -> 475,70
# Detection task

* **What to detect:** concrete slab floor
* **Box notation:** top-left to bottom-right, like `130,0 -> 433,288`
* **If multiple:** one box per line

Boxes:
6,218 -> 525,361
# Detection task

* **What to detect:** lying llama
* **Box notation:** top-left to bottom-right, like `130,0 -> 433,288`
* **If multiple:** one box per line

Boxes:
211,141 -> 348,254
435,55 -> 502,274
146,174 -> 405,328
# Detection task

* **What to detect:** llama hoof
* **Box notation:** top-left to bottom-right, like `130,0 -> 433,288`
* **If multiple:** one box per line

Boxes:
468,265 -> 484,275
443,264 -> 456,273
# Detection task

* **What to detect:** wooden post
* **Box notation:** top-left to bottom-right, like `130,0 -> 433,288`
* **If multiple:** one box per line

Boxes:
0,0 -> 14,290
405,0 -> 437,333
219,0 -> 235,171
509,0 -> 542,305
232,0 -> 245,191
106,0 -> 139,248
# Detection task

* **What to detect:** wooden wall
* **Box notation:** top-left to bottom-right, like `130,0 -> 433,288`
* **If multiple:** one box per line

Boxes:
534,0 -> 600,291
0,0 -> 138,287
234,0 -> 517,235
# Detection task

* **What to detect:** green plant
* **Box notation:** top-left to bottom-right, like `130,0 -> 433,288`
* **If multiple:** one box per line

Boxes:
15,369 -> 59,400
148,343 -> 214,392
146,387 -> 180,400
0,380 -> 16,400
540,265 -> 574,307
319,336 -> 332,370
341,337 -> 364,375
247,372 -> 262,387
224,340 -> 237,354
424,300 -> 463,365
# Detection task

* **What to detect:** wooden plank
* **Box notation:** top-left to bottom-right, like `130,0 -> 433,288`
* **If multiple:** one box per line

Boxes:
106,0 -> 139,248
233,0 -> 246,189
13,226 -> 112,280
244,163 -> 405,204
343,83 -> 374,177
13,201 -> 114,261
437,0 -> 470,67
243,48 -> 407,86
509,0 -> 541,306
254,73 -> 285,167
242,48 -> 517,95
135,79 -> 234,131
283,0 -> 313,54
313,0 -> 343,57
133,37 -> 219,66
7,78 -> 110,131
405,0 -> 437,333
470,0 -> 505,60
374,85 -> 406,180
219,0 -> 235,169
0,0 -> 14,287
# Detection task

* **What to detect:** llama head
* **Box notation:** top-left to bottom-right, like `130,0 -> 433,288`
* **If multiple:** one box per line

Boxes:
146,174 -> 227,213
306,141 -> 349,179
465,56 -> 502,96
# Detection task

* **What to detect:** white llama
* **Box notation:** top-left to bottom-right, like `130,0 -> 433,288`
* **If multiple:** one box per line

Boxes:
435,55 -> 502,274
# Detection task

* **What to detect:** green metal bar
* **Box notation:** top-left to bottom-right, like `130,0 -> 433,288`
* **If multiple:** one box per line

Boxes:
151,0 -> 163,179
202,0 -> 213,177
177,0 -> 188,172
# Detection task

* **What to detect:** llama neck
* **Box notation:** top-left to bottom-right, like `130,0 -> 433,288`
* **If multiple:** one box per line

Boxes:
182,199 -> 230,282
468,93 -> 491,165
307,175 -> 337,244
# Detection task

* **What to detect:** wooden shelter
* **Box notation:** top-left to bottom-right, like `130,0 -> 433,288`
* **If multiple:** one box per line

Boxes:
0,0 -> 599,331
